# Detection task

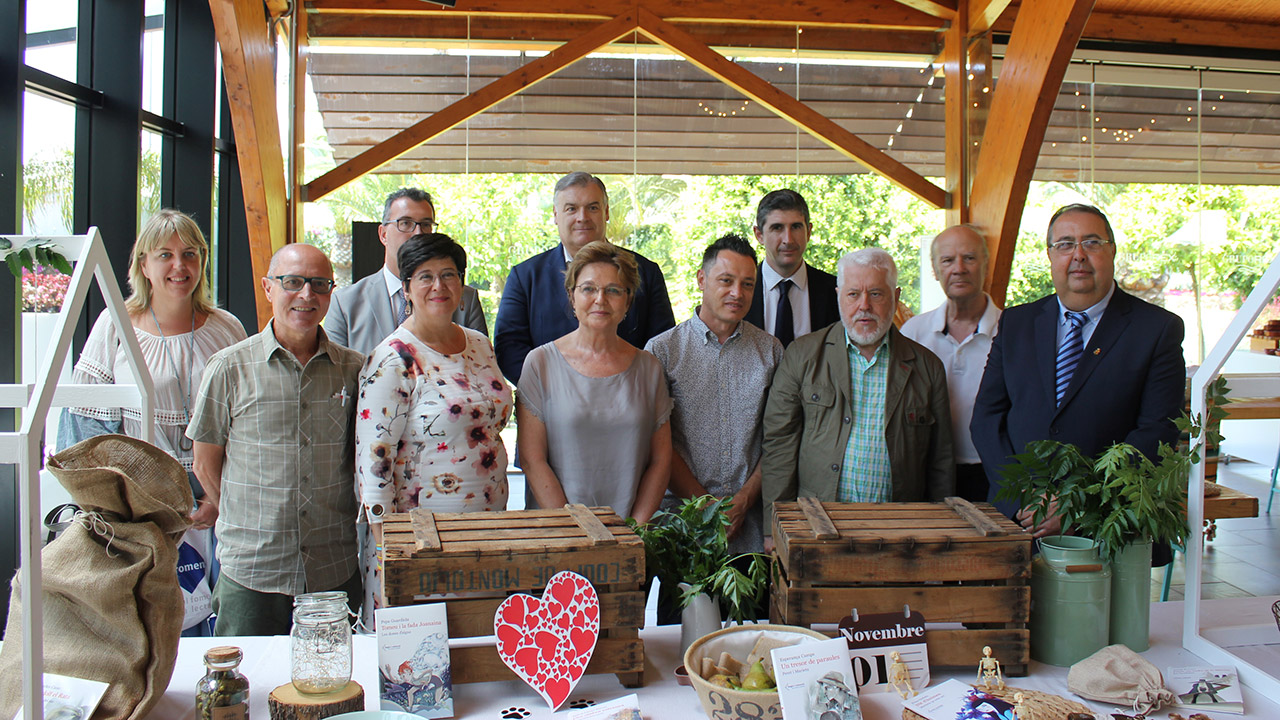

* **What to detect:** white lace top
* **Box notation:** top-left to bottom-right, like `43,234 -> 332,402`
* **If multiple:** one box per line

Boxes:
70,308 -> 248,469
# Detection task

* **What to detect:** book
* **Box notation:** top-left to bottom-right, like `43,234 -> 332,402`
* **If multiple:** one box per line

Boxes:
10,672 -> 109,720
376,603 -> 453,718
903,678 -> 1016,720
771,636 -> 864,720
1168,665 -> 1244,714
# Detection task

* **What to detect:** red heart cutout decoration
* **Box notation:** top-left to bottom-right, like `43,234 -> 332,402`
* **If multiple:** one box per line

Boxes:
494,571 -> 600,710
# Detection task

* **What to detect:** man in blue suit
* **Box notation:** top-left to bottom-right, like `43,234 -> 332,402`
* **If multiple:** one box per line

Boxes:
744,189 -> 840,347
494,172 -> 675,383
971,204 -> 1186,540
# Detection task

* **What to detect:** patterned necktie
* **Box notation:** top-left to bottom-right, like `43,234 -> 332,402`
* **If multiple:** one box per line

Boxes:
393,288 -> 407,325
1055,311 -> 1088,406
775,279 -> 795,348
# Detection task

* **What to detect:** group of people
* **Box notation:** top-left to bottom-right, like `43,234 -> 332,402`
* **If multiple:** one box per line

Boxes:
65,170 -> 1186,636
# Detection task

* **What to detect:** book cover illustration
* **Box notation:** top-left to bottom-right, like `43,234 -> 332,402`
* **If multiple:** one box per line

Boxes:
903,678 -> 1016,720
376,602 -> 453,718
771,635 -> 863,720
10,672 -> 109,720
1168,665 -> 1244,714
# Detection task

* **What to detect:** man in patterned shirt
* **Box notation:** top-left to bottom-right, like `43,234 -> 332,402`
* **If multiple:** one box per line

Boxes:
646,234 -> 784,556
762,248 -> 954,536
188,243 -> 365,636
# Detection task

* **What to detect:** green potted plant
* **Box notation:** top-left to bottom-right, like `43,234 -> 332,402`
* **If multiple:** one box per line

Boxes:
997,382 -> 1225,652
629,495 -> 770,652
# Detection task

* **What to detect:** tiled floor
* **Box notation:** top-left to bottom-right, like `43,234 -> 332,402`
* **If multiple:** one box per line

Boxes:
1152,458 -> 1280,602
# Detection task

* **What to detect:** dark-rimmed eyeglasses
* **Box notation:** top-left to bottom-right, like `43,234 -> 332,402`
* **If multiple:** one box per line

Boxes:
271,275 -> 336,294
386,218 -> 438,234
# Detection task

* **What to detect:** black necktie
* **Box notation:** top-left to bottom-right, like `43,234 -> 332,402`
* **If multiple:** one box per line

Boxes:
776,279 -> 795,348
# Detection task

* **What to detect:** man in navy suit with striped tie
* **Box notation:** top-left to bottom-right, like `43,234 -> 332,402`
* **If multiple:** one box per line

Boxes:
971,204 -> 1185,541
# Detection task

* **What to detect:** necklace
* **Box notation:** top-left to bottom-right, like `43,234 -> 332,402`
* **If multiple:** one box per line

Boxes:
150,306 -> 197,452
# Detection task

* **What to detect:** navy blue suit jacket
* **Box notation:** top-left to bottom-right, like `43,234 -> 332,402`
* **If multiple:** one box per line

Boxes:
744,263 -> 841,338
971,286 -> 1186,516
494,244 -> 676,383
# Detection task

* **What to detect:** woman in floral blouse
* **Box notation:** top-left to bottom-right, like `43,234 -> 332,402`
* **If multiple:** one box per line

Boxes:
354,233 -> 512,626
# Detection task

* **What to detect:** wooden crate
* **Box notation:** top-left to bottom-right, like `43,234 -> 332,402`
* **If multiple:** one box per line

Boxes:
381,504 -> 646,687
770,497 -> 1032,676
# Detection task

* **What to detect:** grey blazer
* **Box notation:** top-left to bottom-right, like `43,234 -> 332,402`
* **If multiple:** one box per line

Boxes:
324,269 -> 488,355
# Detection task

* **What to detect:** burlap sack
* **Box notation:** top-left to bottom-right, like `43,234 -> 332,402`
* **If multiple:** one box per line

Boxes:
0,435 -> 193,720
1067,643 -> 1175,715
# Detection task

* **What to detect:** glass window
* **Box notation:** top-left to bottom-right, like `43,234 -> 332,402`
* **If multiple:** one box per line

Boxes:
142,0 -> 166,114
140,129 -> 163,224
24,0 -> 78,82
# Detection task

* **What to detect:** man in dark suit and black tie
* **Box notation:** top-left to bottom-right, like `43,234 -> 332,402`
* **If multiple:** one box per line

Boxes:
971,204 -> 1186,542
744,189 -> 840,346
493,171 -> 675,383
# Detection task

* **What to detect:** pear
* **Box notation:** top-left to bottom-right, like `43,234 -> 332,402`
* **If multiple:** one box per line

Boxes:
741,660 -> 776,691
708,673 -> 737,688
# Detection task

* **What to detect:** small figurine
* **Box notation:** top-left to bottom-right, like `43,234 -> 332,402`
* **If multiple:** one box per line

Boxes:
976,645 -> 1005,690
1012,692 -> 1032,720
887,651 -> 915,699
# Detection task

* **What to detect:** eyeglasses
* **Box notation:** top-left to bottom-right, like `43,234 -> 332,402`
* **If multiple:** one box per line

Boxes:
271,275 -> 336,294
1049,238 -> 1113,256
411,270 -> 462,286
387,218 -> 437,234
576,284 -> 629,300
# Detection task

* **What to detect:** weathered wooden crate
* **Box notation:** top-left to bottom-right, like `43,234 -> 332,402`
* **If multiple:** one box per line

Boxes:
381,504 -> 646,687
770,497 -> 1032,676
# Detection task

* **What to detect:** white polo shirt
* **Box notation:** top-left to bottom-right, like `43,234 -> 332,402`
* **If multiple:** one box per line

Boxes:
900,294 -> 1001,464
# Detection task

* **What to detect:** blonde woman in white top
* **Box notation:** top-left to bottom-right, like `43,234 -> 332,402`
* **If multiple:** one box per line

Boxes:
61,209 -> 247,530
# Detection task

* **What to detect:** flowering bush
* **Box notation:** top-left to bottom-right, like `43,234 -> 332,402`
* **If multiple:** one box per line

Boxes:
22,266 -> 71,312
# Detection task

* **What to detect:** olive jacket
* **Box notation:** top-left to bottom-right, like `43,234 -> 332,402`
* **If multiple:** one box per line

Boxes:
761,323 -> 955,533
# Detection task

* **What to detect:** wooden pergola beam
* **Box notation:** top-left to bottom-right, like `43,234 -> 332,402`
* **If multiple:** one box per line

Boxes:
634,8 -> 947,209
307,14 -> 942,56
942,0 -> 968,227
968,0 -> 1012,35
969,0 -> 1093,306
306,0 -> 946,30
302,10 -> 641,201
992,10 -> 1280,53
209,0 -> 289,329
889,0 -> 956,21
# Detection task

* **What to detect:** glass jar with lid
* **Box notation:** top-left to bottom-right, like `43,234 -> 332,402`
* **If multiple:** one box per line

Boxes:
196,645 -> 249,719
290,590 -> 353,694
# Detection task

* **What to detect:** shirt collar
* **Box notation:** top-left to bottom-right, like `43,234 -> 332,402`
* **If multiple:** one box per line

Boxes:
261,319 -> 332,364
930,292 -> 1000,337
1057,281 -> 1116,326
844,326 -> 890,362
691,306 -> 743,345
381,265 -> 402,296
761,260 -> 809,292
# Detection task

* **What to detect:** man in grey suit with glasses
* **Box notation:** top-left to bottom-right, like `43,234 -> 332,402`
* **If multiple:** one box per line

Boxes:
325,188 -> 487,353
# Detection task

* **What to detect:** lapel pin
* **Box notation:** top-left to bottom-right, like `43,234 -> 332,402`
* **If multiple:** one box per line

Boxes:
1092,348 -> 1101,355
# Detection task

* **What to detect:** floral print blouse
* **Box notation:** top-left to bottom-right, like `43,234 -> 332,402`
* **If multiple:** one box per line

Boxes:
355,326 -> 513,521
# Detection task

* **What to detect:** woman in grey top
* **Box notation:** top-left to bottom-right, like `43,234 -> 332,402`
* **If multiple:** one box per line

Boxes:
516,241 -> 673,523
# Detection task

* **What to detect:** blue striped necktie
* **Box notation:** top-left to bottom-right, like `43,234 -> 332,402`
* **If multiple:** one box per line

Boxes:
1056,311 -> 1089,406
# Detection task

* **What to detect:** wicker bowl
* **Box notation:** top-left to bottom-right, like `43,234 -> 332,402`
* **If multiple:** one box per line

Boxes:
683,624 -> 830,720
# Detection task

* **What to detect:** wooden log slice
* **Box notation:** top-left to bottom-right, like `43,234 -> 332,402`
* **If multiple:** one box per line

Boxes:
268,681 -> 365,720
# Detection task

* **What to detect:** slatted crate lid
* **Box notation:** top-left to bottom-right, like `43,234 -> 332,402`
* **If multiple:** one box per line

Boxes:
381,504 -> 646,597
772,498 -> 1031,584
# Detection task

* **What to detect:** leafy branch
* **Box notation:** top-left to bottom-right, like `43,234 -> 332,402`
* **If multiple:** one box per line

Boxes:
997,381 -> 1227,564
628,495 -> 770,624
0,237 -> 74,278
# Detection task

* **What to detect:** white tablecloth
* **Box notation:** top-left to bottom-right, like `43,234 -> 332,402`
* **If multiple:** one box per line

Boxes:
150,598 -> 1280,719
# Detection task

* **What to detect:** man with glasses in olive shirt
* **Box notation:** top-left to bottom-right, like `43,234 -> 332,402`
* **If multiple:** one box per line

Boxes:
326,187 -> 487,353
188,244 -> 365,635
